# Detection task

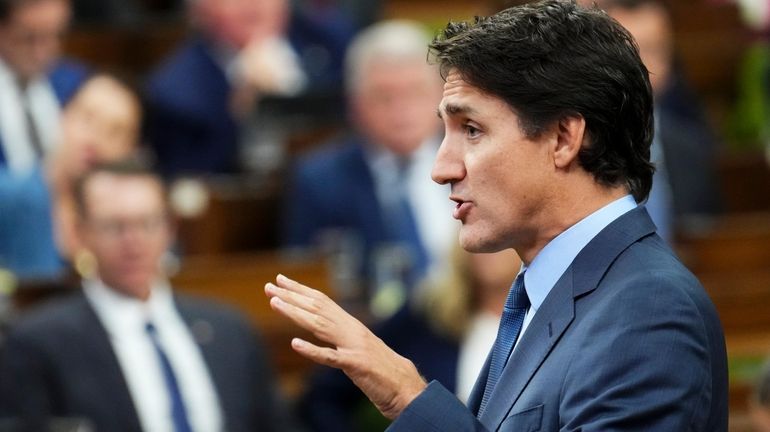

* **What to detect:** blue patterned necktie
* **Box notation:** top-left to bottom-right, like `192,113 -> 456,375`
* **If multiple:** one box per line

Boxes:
478,272 -> 530,415
145,322 -> 193,432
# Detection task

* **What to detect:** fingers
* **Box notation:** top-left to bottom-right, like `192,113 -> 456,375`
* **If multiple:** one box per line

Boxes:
268,293 -> 337,342
290,338 -> 342,368
274,274 -> 324,299
264,282 -> 320,313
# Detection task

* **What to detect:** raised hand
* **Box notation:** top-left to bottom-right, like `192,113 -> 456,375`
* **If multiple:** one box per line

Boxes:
264,274 -> 427,419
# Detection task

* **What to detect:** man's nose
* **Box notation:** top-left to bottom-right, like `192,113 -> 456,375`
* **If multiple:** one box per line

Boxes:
431,135 -> 465,185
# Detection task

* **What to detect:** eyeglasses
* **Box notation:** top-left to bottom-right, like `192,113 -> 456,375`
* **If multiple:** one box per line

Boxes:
86,214 -> 168,239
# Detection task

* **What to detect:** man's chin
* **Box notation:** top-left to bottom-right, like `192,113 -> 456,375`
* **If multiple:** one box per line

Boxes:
111,280 -> 153,301
458,229 -> 501,254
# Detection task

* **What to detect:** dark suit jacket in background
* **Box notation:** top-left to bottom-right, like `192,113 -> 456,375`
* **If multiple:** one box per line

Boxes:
388,207 -> 728,431
657,70 -> 723,219
283,137 -> 405,292
0,291 -> 295,432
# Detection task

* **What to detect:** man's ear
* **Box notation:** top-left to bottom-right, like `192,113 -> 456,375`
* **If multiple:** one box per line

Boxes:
553,115 -> 586,169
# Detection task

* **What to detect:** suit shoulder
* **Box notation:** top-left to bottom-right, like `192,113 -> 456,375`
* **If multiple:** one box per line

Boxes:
48,59 -> 89,104
6,293 -> 90,342
605,235 -> 720,324
146,39 -> 227,107
293,138 -> 364,176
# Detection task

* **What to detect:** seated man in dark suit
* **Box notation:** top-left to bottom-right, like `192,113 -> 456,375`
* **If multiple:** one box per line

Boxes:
283,20 -> 455,307
144,0 -> 353,177
0,159 -> 296,432
0,0 -> 88,172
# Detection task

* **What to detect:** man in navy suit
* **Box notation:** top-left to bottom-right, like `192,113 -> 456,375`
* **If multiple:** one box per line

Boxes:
265,1 -> 728,431
144,0 -> 352,178
0,0 -> 87,171
0,160 -> 296,431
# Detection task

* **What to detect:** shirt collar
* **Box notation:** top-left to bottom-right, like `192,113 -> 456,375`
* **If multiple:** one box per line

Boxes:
364,136 -> 440,182
523,194 -> 637,312
0,55 -> 46,90
83,278 -> 175,338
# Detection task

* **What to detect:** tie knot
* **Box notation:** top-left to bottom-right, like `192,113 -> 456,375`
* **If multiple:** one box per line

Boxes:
504,272 -> 529,311
145,322 -> 157,335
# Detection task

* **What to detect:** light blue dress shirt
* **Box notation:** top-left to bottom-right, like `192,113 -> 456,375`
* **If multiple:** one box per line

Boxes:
515,194 -> 638,347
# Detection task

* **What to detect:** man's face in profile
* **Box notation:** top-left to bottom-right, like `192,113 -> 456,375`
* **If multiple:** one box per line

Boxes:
433,70 -> 558,254
0,0 -> 70,81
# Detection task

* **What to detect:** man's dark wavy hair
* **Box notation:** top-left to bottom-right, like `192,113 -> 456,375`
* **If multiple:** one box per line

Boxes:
429,0 -> 654,202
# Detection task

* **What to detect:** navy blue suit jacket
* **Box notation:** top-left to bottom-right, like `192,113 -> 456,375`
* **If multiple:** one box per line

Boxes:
389,207 -> 728,431
283,137 -> 400,287
0,291 -> 295,432
0,60 -> 87,165
144,36 -> 238,177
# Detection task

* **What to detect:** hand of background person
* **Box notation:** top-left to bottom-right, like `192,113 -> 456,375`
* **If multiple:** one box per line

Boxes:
265,274 -> 427,419
235,37 -> 307,97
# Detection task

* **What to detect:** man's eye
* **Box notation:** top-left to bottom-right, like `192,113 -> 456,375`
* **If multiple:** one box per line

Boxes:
464,124 -> 481,138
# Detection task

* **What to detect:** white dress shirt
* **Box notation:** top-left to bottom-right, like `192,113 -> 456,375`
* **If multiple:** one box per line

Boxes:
456,311 -> 499,404
83,279 -> 224,432
0,57 -> 60,173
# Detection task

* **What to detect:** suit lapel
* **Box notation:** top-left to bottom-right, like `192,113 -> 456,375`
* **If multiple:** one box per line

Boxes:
479,270 -> 575,429
468,351 -> 492,415
77,296 -> 143,431
478,207 -> 657,430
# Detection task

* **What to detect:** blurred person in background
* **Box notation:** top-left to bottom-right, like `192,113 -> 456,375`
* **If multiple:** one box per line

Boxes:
752,359 -> 770,432
282,20 -> 455,312
144,0 -> 353,178
598,0 -> 723,240
0,74 -> 139,279
0,159 -> 297,432
0,0 -> 87,173
299,247 -> 520,432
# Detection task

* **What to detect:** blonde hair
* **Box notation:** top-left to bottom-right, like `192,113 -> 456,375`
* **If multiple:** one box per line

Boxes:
412,246 -> 477,341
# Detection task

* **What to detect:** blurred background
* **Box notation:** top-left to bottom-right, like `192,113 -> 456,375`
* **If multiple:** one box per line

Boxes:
0,0 -> 770,430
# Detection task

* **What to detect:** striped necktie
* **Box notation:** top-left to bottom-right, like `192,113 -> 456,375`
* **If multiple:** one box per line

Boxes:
478,272 -> 530,415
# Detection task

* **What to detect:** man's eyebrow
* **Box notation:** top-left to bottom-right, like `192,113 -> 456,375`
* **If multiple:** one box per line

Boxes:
437,103 -> 476,119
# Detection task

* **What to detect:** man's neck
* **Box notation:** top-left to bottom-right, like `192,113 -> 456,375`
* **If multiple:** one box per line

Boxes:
518,185 -> 630,265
